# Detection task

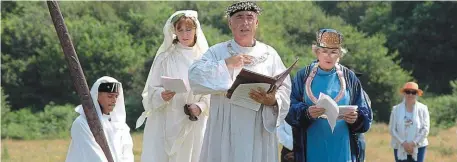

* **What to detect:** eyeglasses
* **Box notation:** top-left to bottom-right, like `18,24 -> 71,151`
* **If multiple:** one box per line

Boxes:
404,90 -> 417,95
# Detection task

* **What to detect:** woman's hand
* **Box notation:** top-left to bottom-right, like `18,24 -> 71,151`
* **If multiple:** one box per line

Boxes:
343,111 -> 358,124
308,106 -> 325,119
402,142 -> 413,154
161,90 -> 176,101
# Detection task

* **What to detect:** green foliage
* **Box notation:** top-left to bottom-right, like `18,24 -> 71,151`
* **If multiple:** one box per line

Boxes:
421,80 -> 457,129
252,2 -> 411,122
1,87 -> 12,138
1,87 -> 11,119
321,1 -> 457,95
1,103 -> 76,140
2,2 -> 147,110
1,1 -> 454,130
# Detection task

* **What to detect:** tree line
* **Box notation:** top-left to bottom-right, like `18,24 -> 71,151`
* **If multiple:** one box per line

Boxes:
1,1 -> 456,139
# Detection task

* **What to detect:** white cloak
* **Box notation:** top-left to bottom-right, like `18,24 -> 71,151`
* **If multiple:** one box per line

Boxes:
188,39 -> 291,162
66,77 -> 134,162
139,43 -> 210,162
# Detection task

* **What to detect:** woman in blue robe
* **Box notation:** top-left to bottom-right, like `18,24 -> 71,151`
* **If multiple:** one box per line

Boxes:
285,29 -> 372,162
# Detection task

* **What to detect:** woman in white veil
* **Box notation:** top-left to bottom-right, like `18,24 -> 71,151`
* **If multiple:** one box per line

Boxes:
136,10 -> 210,162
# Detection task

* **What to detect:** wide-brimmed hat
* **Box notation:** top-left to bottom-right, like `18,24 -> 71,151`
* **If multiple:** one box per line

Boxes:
400,82 -> 423,96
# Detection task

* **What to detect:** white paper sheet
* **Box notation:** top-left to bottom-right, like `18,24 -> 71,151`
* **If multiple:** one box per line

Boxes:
337,105 -> 358,119
316,93 -> 339,133
229,83 -> 271,111
161,76 -> 189,93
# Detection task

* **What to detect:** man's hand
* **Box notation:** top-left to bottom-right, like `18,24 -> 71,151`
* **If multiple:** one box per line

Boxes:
249,87 -> 277,106
343,111 -> 358,124
225,54 -> 253,69
161,90 -> 176,101
188,104 -> 202,116
308,106 -> 325,119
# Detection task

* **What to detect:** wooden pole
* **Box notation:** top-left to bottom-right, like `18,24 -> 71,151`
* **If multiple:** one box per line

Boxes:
46,1 -> 114,162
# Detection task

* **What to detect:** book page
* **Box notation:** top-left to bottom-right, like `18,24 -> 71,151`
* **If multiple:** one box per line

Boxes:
229,83 -> 271,111
337,105 -> 358,119
316,93 -> 339,133
161,76 -> 189,93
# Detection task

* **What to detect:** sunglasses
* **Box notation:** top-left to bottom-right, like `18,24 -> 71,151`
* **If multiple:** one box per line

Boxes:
183,104 -> 198,121
404,90 -> 417,95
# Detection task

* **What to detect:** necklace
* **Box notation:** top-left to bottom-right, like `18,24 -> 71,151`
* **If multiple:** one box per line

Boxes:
227,42 -> 269,67
305,63 -> 346,104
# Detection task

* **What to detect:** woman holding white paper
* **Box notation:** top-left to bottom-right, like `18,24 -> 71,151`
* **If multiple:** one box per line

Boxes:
136,10 -> 210,162
285,28 -> 372,162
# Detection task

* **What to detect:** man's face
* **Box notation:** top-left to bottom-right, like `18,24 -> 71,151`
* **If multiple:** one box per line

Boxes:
98,92 -> 119,114
228,11 -> 258,41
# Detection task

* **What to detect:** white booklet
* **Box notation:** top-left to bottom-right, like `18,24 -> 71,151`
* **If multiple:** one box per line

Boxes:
316,93 -> 339,133
338,105 -> 358,119
229,83 -> 271,111
161,76 -> 189,93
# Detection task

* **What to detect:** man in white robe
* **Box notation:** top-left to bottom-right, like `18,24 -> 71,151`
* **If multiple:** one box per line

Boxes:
188,2 -> 291,162
66,76 -> 134,162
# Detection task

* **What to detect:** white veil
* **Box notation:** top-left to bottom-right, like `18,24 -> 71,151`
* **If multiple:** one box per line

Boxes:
152,10 -> 208,64
136,10 -> 208,128
75,76 -> 126,124
72,76 -> 132,162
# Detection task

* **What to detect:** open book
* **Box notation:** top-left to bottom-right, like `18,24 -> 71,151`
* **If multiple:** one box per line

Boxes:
228,83 -> 271,111
316,93 -> 339,133
226,58 -> 299,99
316,93 -> 358,133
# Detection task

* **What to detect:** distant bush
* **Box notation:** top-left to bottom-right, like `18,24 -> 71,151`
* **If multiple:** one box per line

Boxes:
422,80 -> 457,129
1,103 -> 76,140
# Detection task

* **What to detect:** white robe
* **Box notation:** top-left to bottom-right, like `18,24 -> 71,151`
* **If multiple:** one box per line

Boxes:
66,112 -> 134,162
188,39 -> 291,162
277,121 -> 293,150
140,43 -> 210,162
66,76 -> 134,162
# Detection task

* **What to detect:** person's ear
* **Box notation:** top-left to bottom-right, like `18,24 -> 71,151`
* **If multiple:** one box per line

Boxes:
312,44 -> 318,56
228,18 -> 232,30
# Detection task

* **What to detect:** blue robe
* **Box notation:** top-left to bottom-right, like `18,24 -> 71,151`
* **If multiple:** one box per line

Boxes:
285,62 -> 372,162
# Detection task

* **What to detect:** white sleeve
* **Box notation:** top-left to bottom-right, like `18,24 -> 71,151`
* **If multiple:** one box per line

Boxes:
188,47 -> 232,95
194,94 -> 211,116
276,122 -> 293,150
141,54 -> 168,112
262,49 -> 292,133
120,130 -> 134,162
389,107 -> 405,144
136,54 -> 168,128
66,118 -> 108,162
414,105 -> 430,144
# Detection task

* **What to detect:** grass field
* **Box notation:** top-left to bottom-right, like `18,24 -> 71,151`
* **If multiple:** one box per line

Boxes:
2,124 -> 456,162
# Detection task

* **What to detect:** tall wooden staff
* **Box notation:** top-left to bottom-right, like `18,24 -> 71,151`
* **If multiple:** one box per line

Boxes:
46,1 -> 114,162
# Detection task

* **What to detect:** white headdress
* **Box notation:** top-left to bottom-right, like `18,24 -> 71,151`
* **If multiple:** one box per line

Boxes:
152,10 -> 209,63
136,10 -> 208,128
75,76 -> 126,124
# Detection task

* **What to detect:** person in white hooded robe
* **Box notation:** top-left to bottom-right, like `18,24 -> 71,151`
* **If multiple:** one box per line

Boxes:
66,76 -> 134,162
135,10 -> 210,162
188,2 -> 291,162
